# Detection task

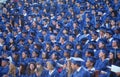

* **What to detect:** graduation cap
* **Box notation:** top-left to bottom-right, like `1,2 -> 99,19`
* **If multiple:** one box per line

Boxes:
47,60 -> 56,67
87,57 -> 95,63
86,48 -> 94,55
70,57 -> 84,66
92,31 -> 98,36
64,50 -> 70,54
98,38 -> 107,44
117,49 -> 120,54
37,60 -> 44,66
100,49 -> 108,55
99,27 -> 106,32
54,42 -> 61,47
106,29 -> 114,35
2,58 -> 9,62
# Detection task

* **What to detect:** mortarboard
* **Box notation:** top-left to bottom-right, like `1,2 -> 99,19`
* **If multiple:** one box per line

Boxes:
106,29 -> 114,35
2,58 -> 9,62
47,60 -> 56,67
100,49 -> 108,55
70,57 -> 84,66
87,57 -> 95,63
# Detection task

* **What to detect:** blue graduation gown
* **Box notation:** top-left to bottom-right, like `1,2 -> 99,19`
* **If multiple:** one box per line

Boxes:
70,67 -> 90,77
46,69 -> 60,77
95,59 -> 109,77
60,69 -> 67,77
0,65 -> 9,76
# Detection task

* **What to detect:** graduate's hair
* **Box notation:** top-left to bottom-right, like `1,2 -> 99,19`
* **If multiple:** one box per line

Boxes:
8,62 -> 17,77
27,62 -> 36,75
19,63 -> 27,75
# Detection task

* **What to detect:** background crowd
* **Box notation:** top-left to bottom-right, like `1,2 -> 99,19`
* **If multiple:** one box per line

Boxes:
0,0 -> 120,77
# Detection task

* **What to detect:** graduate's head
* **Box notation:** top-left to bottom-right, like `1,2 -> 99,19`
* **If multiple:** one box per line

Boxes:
85,49 -> 94,57
51,52 -> 59,60
74,51 -> 82,58
12,52 -> 19,60
76,43 -> 82,50
28,37 -> 33,44
117,49 -> 120,59
32,51 -> 39,58
42,51 -> 48,59
86,57 -> 95,68
46,60 -> 56,70
66,42 -> 73,50
69,34 -> 75,42
64,50 -> 70,58
63,27 -> 69,34
91,31 -> 98,40
36,60 -> 44,68
98,39 -> 106,49
29,62 -> 36,71
1,58 -> 9,67
109,50 -> 115,59
70,57 -> 84,70
53,43 -> 61,50
88,42 -> 96,49
22,51 -> 28,58
99,49 -> 108,58
105,29 -> 114,39
112,39 -> 120,48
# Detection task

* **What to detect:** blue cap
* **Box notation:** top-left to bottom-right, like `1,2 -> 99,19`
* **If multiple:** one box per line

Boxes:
54,42 -> 61,46
106,29 -> 114,35
98,38 -> 107,44
92,31 -> 98,36
87,57 -> 95,63
47,60 -> 56,67
2,58 -> 9,62
37,60 -> 44,66
64,50 -> 70,54
86,48 -> 94,55
70,57 -> 84,66
100,49 -> 108,55
52,52 -> 59,56
99,27 -> 106,32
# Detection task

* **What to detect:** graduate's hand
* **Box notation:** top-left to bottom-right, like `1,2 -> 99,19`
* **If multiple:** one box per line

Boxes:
116,72 -> 120,76
100,71 -> 107,74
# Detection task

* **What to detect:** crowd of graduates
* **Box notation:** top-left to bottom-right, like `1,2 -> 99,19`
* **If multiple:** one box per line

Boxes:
0,0 -> 120,77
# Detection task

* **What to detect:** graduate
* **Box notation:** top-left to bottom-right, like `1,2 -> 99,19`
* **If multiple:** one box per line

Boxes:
35,60 -> 47,77
46,60 -> 60,77
26,62 -> 36,77
18,62 -> 27,77
0,58 -> 9,77
70,57 -> 90,77
85,57 -> 95,77
94,49 -> 109,77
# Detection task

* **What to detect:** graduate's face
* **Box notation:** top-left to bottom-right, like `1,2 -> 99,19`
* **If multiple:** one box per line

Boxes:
1,61 -> 8,67
117,53 -> 120,59
32,52 -> 38,58
99,51 -> 105,58
22,52 -> 27,58
30,63 -> 36,70
47,62 -> 54,70
52,54 -> 57,60
42,53 -> 46,59
76,45 -> 81,50
106,33 -> 111,39
98,42 -> 105,48
86,60 -> 93,68
109,52 -> 114,59
112,41 -> 117,47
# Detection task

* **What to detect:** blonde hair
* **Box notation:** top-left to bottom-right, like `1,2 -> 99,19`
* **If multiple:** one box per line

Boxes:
8,62 -> 17,77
